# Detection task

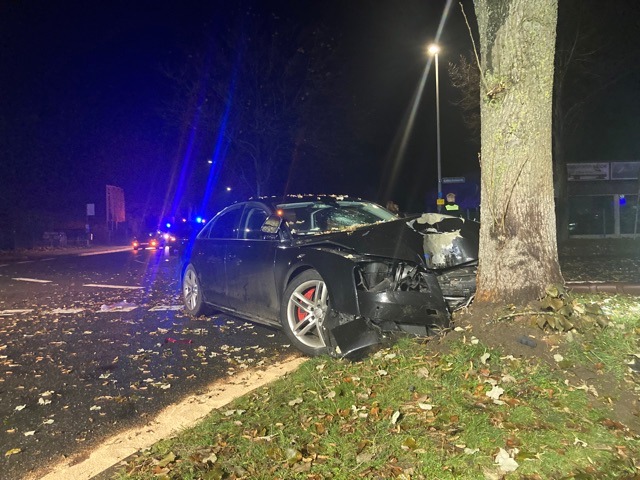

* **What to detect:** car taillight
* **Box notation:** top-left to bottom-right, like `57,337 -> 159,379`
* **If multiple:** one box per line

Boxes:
151,240 -> 157,247
133,241 -> 139,247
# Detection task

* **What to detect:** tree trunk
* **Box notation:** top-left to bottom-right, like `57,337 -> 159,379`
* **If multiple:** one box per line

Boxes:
474,0 -> 564,305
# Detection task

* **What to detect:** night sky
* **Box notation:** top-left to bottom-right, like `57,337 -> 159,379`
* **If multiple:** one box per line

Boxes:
1,0 -> 640,231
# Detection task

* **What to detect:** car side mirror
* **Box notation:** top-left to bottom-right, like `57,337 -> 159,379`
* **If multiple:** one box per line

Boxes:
261,214 -> 283,235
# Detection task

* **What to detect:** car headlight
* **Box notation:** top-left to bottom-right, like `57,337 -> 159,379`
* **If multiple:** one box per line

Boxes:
356,261 -> 427,293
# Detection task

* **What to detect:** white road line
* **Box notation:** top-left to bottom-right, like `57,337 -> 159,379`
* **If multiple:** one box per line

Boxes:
83,284 -> 144,290
78,247 -> 132,257
0,264 -> 8,268
12,277 -> 53,283
40,258 -> 56,262
0,309 -> 34,316
98,306 -> 139,313
148,305 -> 184,311
15,260 -> 35,264
50,308 -> 86,314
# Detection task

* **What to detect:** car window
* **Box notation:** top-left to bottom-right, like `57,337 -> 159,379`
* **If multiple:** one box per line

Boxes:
203,206 -> 243,239
241,207 -> 269,240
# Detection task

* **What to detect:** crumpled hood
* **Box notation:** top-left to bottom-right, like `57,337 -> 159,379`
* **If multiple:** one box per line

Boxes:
293,214 -> 480,269
294,218 -> 426,265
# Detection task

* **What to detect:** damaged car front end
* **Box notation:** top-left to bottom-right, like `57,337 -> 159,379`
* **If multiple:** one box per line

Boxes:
280,209 -> 478,358
182,196 -> 478,359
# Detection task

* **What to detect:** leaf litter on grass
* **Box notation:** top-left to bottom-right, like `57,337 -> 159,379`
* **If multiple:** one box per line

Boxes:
117,296 -> 640,479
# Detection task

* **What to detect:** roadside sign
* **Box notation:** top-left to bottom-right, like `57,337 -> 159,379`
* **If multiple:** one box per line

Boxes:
86,203 -> 95,216
442,177 -> 466,184
436,198 -> 445,206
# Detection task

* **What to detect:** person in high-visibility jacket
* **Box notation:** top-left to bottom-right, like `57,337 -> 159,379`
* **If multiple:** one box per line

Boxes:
444,192 -> 461,216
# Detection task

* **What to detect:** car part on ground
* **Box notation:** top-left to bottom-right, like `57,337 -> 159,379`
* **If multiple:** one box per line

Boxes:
181,195 -> 478,359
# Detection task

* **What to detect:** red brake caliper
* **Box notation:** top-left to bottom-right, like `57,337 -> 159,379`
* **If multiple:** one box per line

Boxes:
296,288 -> 315,322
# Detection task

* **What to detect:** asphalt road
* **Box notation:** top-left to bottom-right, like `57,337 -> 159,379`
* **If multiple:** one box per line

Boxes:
0,247 -> 293,480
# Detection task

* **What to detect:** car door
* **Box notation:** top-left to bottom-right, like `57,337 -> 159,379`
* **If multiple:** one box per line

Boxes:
193,205 -> 243,307
224,203 -> 280,324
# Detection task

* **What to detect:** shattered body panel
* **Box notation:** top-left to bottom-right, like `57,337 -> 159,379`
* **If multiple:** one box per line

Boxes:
184,195 -> 478,358
409,213 -> 479,269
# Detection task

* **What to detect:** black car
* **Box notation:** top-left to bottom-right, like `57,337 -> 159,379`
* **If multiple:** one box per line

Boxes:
132,231 -> 164,251
182,195 -> 478,358
163,221 -> 203,255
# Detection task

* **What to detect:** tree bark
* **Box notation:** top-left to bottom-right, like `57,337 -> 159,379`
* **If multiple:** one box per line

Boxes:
474,0 -> 564,305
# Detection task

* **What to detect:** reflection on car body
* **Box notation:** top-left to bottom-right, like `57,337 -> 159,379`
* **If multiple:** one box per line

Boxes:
181,195 -> 478,358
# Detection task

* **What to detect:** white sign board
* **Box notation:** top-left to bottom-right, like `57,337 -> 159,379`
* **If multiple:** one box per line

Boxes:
611,162 -> 640,180
567,163 -> 609,181
86,203 -> 95,216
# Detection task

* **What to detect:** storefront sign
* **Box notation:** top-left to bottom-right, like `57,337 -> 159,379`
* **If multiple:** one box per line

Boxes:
567,163 -> 609,181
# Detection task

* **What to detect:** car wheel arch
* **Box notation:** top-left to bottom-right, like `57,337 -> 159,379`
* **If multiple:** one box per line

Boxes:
281,252 -> 360,316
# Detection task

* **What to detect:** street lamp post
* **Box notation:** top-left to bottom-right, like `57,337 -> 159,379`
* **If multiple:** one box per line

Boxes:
428,43 -> 442,212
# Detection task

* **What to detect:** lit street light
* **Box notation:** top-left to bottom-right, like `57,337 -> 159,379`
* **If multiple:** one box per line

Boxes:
428,43 -> 442,212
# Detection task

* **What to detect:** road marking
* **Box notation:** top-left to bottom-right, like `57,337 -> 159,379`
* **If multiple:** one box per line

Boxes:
78,247 -> 132,257
50,308 -> 85,314
40,258 -> 56,262
0,309 -> 34,316
12,277 -> 53,283
15,260 -> 35,264
98,302 -> 140,312
83,284 -> 144,290
148,305 -> 184,311
0,264 -> 8,268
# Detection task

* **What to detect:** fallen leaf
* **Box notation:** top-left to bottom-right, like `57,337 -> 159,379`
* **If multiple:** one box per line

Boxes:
574,437 -> 588,447
285,447 -> 302,465
157,451 -> 177,468
391,410 -> 401,425
401,437 -> 417,450
486,386 -> 504,402
495,448 -> 518,472
5,448 -> 21,457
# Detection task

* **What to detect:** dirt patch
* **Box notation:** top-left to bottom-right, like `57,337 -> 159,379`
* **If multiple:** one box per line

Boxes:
432,305 -> 640,436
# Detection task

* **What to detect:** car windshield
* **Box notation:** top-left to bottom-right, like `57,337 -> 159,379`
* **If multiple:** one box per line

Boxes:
276,199 -> 397,236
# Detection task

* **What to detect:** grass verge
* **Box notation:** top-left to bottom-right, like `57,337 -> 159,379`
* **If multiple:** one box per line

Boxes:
116,295 -> 640,479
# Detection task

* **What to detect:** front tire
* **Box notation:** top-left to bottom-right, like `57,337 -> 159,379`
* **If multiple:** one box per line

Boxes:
182,264 -> 207,316
281,270 -> 329,356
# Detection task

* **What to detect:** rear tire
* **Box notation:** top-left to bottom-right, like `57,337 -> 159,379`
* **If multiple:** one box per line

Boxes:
182,264 -> 207,316
280,270 -> 329,356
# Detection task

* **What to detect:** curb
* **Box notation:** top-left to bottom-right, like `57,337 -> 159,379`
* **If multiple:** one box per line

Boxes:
566,281 -> 640,295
